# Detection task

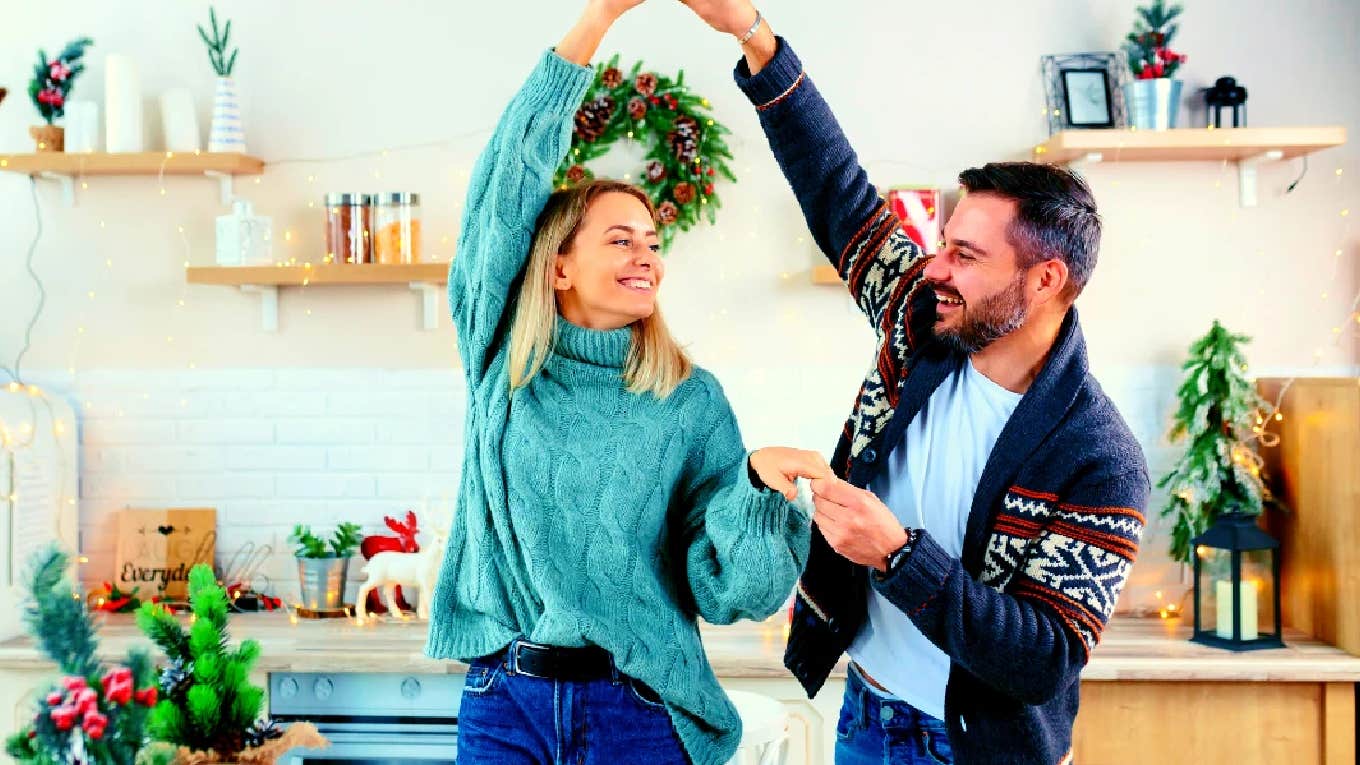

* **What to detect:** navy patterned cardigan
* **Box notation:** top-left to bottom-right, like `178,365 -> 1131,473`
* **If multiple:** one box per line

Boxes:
733,38 -> 1150,765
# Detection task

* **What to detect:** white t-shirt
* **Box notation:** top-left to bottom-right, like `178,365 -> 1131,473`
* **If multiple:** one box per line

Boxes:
846,357 -> 1022,721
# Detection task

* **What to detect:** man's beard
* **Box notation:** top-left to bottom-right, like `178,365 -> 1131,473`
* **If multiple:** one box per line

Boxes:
932,272 -> 1029,355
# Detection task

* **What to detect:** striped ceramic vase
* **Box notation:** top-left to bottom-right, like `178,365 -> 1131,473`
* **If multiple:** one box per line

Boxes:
208,76 -> 245,153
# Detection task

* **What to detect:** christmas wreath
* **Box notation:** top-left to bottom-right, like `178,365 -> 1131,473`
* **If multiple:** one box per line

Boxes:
554,55 -> 736,252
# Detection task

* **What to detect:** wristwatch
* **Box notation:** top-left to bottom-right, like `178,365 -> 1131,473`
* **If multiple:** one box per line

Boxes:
877,528 -> 920,578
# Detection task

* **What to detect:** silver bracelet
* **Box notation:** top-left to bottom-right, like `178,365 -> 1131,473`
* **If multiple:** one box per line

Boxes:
738,9 -> 763,44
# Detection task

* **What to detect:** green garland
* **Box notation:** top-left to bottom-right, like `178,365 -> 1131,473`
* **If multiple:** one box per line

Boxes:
554,55 -> 736,252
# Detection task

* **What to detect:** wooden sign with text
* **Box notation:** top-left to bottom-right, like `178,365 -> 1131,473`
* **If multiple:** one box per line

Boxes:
114,508 -> 216,601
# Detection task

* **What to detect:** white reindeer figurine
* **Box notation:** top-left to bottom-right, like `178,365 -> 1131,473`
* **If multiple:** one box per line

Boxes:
356,522 -> 448,621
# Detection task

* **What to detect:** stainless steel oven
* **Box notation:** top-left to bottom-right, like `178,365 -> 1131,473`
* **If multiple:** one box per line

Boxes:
271,672 -> 464,765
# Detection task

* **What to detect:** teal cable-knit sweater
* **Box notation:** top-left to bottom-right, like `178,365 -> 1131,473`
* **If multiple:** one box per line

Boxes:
424,50 -> 811,765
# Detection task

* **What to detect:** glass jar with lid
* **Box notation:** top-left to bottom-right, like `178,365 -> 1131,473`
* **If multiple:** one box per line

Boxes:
323,193 -> 372,264
372,192 -> 422,264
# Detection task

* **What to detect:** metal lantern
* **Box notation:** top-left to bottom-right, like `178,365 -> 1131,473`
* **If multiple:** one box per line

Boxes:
1204,76 -> 1248,128
1191,511 -> 1283,651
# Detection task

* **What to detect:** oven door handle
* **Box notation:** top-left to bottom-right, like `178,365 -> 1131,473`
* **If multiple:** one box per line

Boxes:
282,729 -> 458,763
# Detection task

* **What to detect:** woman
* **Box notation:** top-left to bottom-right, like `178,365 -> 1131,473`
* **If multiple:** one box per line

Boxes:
423,2 -> 825,764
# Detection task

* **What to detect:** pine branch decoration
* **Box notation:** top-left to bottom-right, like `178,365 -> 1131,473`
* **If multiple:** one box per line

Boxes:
197,7 -> 237,77
1156,320 -> 1281,563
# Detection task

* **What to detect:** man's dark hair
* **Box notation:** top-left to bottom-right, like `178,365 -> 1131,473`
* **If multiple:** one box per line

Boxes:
957,162 -> 1100,298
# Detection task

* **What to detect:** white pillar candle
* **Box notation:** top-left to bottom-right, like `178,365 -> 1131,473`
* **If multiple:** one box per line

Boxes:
62,100 -> 100,153
1215,579 -> 1259,641
159,88 -> 201,152
105,54 -> 144,153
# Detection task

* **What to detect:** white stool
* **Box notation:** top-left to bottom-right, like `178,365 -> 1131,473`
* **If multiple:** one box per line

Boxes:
725,690 -> 790,765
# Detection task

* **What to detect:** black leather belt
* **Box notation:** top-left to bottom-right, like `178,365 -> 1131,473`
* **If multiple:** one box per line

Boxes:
504,639 -> 615,682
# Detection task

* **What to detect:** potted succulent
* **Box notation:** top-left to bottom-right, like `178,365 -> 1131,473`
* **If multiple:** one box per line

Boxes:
27,38 -> 93,152
1122,0 -> 1187,129
288,522 -> 363,611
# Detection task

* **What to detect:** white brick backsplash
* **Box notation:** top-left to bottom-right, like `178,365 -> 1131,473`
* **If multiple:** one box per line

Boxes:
85,419 -> 176,445
376,474 -> 460,500
275,474 -> 378,499
226,446 -> 327,471
120,446 -> 224,472
327,445 -> 431,471
276,419 -> 375,445
177,419 -> 275,444
327,391 -> 432,417
176,474 -> 276,500
28,365 -> 1190,612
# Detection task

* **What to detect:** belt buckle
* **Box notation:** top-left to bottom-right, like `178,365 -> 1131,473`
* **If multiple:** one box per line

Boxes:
509,638 -> 552,678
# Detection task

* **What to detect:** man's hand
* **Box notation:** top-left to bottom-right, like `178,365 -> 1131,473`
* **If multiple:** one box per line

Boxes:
810,476 -> 910,572
749,447 -> 831,501
677,0 -> 760,37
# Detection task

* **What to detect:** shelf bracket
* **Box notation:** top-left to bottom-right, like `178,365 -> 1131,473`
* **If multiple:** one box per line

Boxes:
410,282 -> 441,331
240,284 -> 279,332
36,171 -> 76,207
1237,149 -> 1284,208
203,170 -> 234,206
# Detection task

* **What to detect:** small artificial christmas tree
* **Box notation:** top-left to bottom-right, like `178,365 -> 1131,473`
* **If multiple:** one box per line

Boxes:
1157,320 -> 1278,563
1124,0 -> 1187,80
4,546 -> 158,765
134,564 -> 269,759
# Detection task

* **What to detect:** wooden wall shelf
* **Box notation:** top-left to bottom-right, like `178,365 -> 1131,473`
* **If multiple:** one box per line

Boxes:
1033,126 -> 1346,207
0,151 -> 265,206
186,262 -> 450,332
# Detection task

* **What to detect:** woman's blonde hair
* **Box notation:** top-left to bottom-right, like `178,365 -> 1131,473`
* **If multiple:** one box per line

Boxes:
508,179 -> 692,398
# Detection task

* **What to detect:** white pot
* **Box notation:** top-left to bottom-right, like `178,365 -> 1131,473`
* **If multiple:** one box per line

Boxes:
208,76 -> 246,153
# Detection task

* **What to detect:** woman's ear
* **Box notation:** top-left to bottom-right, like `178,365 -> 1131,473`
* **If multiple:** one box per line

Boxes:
553,252 -> 573,291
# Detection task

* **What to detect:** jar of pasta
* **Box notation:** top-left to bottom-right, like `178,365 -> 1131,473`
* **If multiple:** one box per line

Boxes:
372,192 -> 422,264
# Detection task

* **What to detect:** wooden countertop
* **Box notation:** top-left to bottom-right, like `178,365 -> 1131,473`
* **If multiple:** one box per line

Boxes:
2,613 -> 1358,683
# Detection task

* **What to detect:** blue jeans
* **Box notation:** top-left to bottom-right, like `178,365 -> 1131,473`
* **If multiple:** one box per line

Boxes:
457,646 -> 689,765
835,663 -> 954,765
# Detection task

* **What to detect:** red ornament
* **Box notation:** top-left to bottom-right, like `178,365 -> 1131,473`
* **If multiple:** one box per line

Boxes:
101,667 -> 134,706
706,168 -> 715,177
71,687 -> 99,715
48,61 -> 71,82
61,676 -> 88,693
664,94 -> 677,110
134,686 -> 158,706
82,711 -> 109,740
704,184 -> 714,195
49,705 -> 78,731
45,691 -> 64,706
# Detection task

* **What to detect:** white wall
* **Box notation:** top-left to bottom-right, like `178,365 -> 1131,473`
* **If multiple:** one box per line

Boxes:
2,0 -> 1358,610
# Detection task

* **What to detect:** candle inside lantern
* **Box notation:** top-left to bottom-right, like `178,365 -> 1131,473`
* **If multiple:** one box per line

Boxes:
1215,579 -> 1259,641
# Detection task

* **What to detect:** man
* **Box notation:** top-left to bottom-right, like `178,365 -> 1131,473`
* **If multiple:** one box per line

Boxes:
679,3 -> 1150,764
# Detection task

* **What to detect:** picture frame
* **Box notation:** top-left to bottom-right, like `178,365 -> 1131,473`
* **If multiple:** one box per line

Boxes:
1041,53 -> 1127,133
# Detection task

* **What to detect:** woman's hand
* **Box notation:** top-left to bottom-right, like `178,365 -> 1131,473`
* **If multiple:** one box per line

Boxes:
677,0 -> 759,37
558,1 -> 647,65
749,447 -> 831,501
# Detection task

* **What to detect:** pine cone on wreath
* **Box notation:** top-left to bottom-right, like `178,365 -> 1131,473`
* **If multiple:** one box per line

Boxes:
566,164 -> 587,184
574,96 -> 615,142
668,115 -> 701,164
627,97 -> 648,121
645,160 -> 667,184
673,183 -> 696,205
658,201 -> 679,226
602,67 -> 623,88
634,72 -> 658,98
